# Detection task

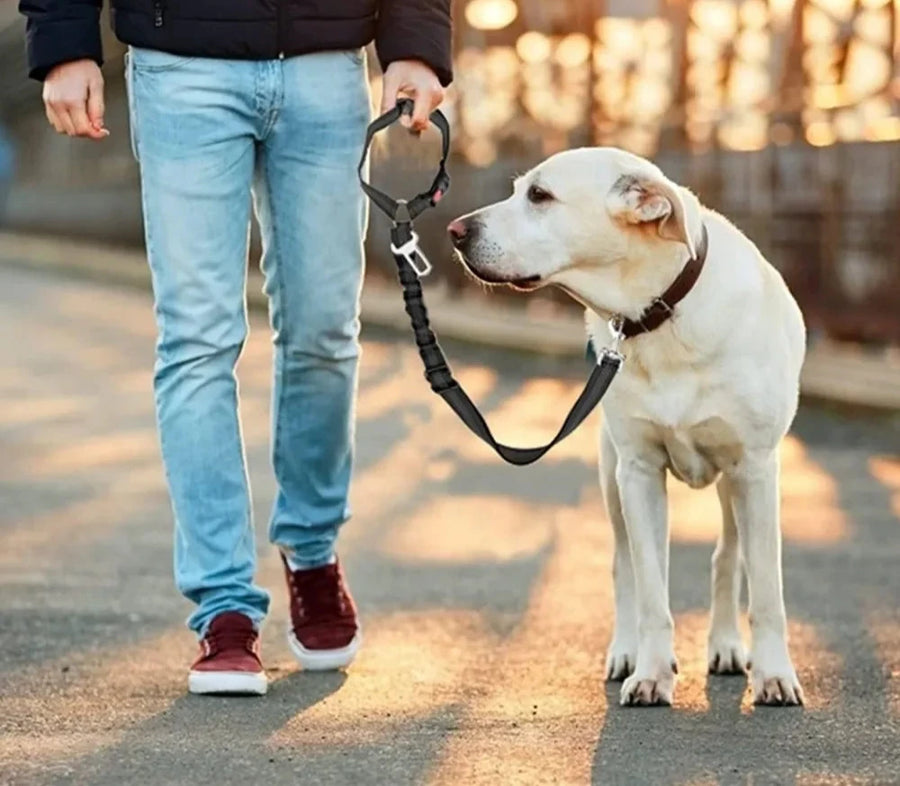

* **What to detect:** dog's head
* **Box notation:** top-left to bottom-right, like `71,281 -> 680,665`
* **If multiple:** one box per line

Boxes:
448,147 -> 703,317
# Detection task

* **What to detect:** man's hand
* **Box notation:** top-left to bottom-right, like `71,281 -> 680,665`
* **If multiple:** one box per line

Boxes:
380,59 -> 444,133
42,60 -> 108,140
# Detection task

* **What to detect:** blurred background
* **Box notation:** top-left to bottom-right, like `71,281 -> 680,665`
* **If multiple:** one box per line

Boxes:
1,0 -> 899,347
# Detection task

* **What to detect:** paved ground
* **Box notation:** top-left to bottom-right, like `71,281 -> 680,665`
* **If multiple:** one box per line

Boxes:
1,264 -> 899,786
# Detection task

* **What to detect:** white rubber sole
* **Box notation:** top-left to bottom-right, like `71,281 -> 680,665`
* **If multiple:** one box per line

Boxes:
287,628 -> 361,671
188,669 -> 268,696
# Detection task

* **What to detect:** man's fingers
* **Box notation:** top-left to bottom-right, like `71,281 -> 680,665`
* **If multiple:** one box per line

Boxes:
410,84 -> 444,132
53,105 -> 77,136
46,97 -> 106,139
87,77 -> 106,133
45,105 -> 64,135
380,63 -> 444,133
41,60 -> 108,139
410,91 -> 431,132
68,103 -> 95,137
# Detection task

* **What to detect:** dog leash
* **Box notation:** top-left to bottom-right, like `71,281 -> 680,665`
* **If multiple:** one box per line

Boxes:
358,100 -> 623,466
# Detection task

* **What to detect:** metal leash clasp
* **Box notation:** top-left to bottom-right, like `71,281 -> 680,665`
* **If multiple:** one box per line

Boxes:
603,315 -> 626,364
390,229 -> 432,278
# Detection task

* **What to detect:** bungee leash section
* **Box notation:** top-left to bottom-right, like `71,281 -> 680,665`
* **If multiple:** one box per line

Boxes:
358,99 -> 623,467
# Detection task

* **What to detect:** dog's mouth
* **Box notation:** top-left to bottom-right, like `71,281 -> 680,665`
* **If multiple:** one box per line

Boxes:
456,254 -> 543,292
508,275 -> 543,292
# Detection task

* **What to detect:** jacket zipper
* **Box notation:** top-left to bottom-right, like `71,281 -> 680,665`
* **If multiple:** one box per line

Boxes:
277,0 -> 285,58
153,0 -> 164,27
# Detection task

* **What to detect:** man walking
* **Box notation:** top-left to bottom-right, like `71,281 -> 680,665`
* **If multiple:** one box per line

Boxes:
21,0 -> 450,695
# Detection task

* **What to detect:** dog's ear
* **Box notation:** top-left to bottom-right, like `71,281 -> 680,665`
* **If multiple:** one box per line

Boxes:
607,173 -> 696,258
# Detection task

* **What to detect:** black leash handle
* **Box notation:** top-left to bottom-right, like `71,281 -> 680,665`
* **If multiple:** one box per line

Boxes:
359,102 -> 622,466
358,98 -> 450,222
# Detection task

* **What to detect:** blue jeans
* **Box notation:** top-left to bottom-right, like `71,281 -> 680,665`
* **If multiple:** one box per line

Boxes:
126,47 -> 370,634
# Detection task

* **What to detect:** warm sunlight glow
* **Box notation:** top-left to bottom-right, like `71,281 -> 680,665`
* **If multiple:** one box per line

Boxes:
593,16 -> 674,152
806,119 -> 838,145
799,0 -> 899,145
516,31 -> 552,63
428,502 -> 610,784
869,455 -> 900,518
383,497 -> 554,562
816,0 -> 857,20
866,115 -> 900,140
554,33 -> 592,68
669,435 -> 849,545
464,0 -> 518,31
741,0 -> 770,28
769,0 -> 797,23
718,114 -> 769,150
868,613 -> 900,716
691,0 -> 740,41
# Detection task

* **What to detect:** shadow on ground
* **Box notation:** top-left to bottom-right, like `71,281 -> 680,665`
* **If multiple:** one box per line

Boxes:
1,266 -> 899,785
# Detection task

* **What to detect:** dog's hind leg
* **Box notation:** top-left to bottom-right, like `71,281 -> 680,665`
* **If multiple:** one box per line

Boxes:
728,451 -> 803,705
600,426 -> 637,681
707,474 -> 748,675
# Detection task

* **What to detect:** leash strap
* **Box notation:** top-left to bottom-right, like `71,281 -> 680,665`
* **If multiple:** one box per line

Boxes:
360,101 -> 622,466
358,98 -> 451,223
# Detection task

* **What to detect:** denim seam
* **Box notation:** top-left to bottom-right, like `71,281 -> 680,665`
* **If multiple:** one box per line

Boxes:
262,148 -> 290,553
129,72 -> 160,346
260,61 -> 282,140
233,248 -> 254,571
124,51 -> 141,163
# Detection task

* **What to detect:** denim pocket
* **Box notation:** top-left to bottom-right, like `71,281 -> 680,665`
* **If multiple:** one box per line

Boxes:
340,48 -> 366,66
130,46 -> 197,72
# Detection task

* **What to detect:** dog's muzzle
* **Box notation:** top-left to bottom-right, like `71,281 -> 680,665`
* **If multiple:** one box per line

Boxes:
447,216 -> 477,253
447,219 -> 542,290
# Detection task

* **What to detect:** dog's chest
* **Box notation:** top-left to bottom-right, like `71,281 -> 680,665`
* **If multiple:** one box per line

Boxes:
658,419 -> 743,488
608,353 -> 747,488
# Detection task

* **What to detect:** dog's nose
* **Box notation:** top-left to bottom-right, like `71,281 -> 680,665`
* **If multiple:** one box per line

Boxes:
447,219 -> 468,248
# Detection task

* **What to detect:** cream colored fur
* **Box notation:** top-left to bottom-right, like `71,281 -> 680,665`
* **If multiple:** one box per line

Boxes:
450,147 -> 806,707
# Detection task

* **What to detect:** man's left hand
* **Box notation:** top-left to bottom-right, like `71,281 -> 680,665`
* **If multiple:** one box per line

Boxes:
381,60 -> 444,133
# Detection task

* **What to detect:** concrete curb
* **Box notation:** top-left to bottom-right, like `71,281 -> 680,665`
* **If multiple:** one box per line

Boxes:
2,231 -> 899,412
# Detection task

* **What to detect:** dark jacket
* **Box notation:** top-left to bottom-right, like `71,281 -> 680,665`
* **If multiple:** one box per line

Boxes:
20,0 -> 452,85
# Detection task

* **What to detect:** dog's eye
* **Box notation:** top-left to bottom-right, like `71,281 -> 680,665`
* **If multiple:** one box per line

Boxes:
527,184 -> 554,204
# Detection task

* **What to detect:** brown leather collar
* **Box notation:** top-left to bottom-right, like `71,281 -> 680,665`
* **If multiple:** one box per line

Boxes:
619,224 -> 709,339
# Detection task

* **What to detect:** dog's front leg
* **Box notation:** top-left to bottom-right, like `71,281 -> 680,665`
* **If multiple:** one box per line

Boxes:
616,455 -> 677,706
728,451 -> 803,706
600,427 -> 638,681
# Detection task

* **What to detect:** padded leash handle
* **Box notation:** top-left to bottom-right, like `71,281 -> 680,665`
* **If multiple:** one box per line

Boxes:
359,102 -> 622,466
358,98 -> 450,223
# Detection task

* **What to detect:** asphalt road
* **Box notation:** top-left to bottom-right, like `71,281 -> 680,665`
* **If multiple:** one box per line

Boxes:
1,264 -> 899,786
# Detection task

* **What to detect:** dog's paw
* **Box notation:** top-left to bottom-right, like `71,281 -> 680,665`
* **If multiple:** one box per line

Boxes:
750,641 -> 803,706
605,638 -> 638,682
619,661 -> 677,706
707,631 -> 748,675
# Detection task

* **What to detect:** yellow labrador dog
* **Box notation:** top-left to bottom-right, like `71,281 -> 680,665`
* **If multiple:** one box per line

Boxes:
448,148 -> 805,707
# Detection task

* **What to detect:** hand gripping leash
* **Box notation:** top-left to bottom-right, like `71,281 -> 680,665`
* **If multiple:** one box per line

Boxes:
359,100 -> 623,466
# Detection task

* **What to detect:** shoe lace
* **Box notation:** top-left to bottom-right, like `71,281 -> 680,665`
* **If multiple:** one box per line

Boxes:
207,627 -> 255,655
290,566 -> 349,622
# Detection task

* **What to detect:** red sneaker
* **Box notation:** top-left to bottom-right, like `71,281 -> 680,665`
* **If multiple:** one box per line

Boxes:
188,611 -> 267,695
282,555 -> 361,671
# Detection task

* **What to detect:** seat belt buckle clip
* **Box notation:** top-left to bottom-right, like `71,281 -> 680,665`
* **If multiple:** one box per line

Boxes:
602,316 -> 626,365
390,230 -> 433,278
